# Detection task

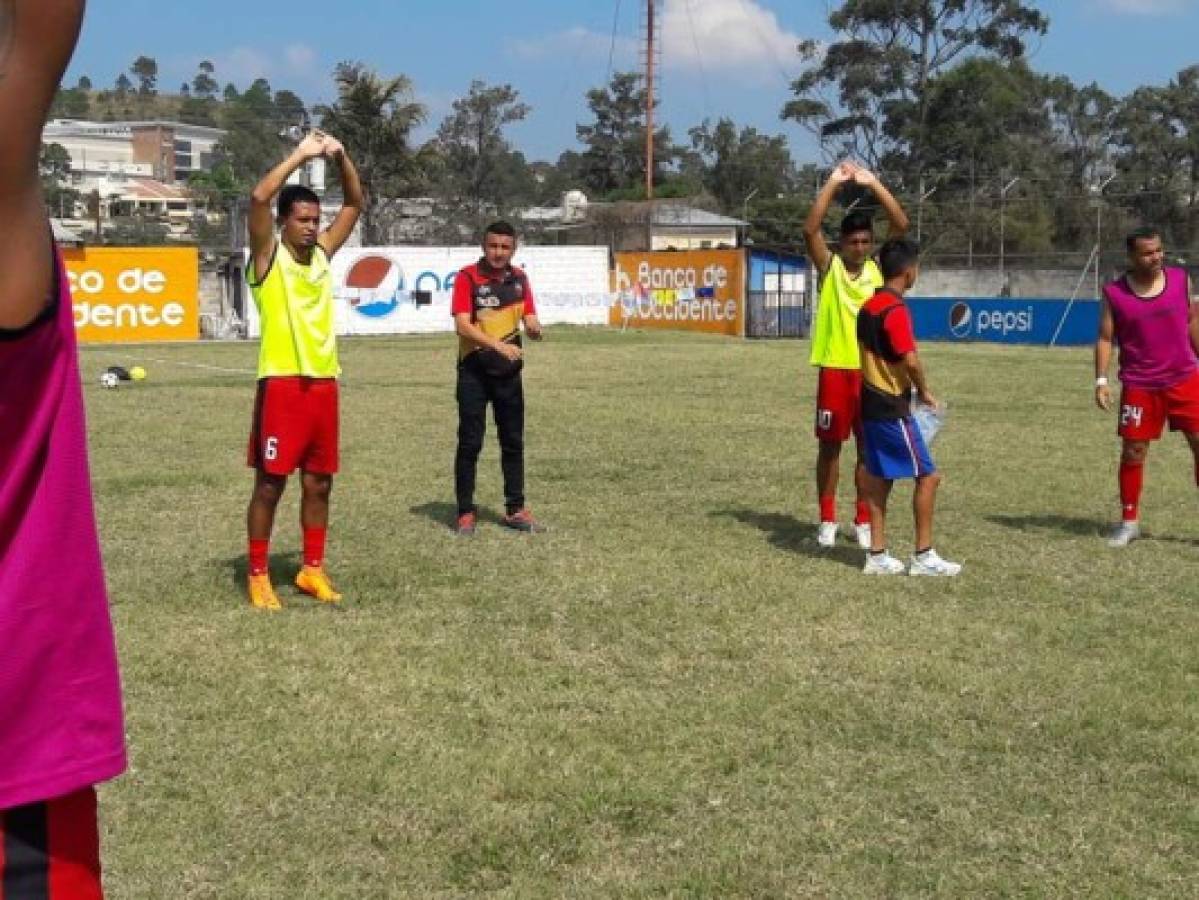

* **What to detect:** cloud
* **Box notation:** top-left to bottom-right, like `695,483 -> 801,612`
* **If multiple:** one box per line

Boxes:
283,44 -> 318,75
661,0 -> 802,78
509,1 -> 803,83
508,25 -> 636,63
1100,0 -> 1193,13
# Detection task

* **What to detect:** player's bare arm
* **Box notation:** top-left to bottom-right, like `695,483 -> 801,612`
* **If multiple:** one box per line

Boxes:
1095,297 -> 1115,411
454,313 -> 523,361
802,164 -> 853,274
0,0 -> 85,329
852,165 -> 910,239
248,132 -> 329,281
317,137 -> 363,258
523,314 -> 543,341
901,351 -> 937,410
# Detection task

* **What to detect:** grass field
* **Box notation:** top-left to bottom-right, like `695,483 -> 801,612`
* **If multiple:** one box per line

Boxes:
81,329 -> 1198,898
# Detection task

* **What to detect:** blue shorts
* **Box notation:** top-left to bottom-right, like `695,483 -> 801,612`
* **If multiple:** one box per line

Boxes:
862,417 -> 936,480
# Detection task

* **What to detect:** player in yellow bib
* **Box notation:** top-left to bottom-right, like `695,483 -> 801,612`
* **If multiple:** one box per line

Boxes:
803,162 -> 909,549
244,131 -> 363,610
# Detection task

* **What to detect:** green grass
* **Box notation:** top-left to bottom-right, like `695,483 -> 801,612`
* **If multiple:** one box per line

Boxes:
82,329 -> 1199,897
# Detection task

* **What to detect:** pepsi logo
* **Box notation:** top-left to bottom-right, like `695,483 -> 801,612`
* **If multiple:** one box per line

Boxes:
949,302 -> 972,338
342,254 -> 404,318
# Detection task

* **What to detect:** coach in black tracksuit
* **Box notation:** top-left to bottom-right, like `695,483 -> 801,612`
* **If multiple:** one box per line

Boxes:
450,221 -> 544,536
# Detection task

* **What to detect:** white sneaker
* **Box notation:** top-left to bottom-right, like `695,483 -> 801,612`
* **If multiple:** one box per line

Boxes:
863,552 -> 906,575
1107,521 -> 1140,548
816,521 -> 839,547
909,549 -> 962,577
853,522 -> 872,549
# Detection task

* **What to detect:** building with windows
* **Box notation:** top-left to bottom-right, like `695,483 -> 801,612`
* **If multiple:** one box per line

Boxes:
43,119 -> 226,186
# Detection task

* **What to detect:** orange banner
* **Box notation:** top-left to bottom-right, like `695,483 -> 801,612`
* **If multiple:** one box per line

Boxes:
610,249 -> 745,336
63,247 -> 199,343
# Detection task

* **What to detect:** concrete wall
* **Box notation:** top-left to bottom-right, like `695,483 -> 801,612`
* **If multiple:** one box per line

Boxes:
916,268 -> 1093,299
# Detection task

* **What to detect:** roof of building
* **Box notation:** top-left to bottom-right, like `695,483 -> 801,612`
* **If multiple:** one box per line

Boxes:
122,178 -> 192,201
650,204 -> 746,228
50,218 -> 85,246
45,119 -> 226,137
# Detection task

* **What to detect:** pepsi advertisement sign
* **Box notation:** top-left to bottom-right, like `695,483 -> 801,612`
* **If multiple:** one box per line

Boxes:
908,297 -> 1100,346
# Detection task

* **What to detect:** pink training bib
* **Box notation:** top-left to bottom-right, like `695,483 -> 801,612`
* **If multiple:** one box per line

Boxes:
0,252 -> 126,810
1104,267 -> 1197,390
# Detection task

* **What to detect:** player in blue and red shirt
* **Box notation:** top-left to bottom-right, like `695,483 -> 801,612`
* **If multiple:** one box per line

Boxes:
856,239 -> 961,576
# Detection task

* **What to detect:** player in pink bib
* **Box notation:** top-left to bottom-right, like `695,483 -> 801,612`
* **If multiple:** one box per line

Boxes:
1095,227 -> 1199,547
0,1 -> 127,896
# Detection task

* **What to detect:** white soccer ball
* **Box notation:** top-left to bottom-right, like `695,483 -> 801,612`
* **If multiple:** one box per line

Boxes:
99,371 -> 120,389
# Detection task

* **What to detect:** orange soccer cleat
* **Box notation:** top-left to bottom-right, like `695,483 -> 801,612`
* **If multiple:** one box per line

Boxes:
248,573 -> 283,611
295,566 -> 343,604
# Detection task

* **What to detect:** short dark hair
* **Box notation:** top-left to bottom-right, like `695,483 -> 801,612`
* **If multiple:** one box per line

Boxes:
484,220 -> 518,241
878,238 -> 920,279
840,211 -> 873,238
278,185 -> 321,219
1126,226 -> 1161,253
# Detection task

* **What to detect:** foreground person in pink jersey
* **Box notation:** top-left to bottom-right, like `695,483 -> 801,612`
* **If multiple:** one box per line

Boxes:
0,1 -> 127,897
1095,227 -> 1199,547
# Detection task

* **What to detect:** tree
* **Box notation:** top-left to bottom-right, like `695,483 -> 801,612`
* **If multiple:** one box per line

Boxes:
51,86 -> 90,119
782,0 -> 1048,179
218,78 -> 284,184
131,55 -> 158,96
688,118 -> 797,215
1112,65 -> 1199,255
77,75 -> 92,91
433,80 -> 532,221
192,61 -> 218,99
274,89 -> 307,128
316,62 -> 430,244
40,143 -> 80,218
576,71 -> 675,198
114,73 -> 132,97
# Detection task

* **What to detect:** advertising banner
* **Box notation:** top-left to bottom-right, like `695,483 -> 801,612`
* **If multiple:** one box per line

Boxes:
907,297 -> 1100,347
244,246 -> 611,338
610,250 -> 745,337
63,247 -> 200,344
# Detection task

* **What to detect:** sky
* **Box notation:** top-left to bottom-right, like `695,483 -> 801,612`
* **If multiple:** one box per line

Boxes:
71,0 -> 1199,165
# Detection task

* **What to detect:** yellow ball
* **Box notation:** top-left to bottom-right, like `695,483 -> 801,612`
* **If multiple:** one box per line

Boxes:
129,366 -> 147,381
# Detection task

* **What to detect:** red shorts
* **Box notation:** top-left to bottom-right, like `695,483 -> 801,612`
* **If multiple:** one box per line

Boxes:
1118,370 -> 1199,441
0,787 -> 103,899
247,376 -> 340,475
814,367 -> 862,442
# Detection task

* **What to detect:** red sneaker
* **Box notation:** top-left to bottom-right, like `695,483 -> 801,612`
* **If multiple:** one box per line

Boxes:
501,508 -> 544,533
455,510 -> 478,536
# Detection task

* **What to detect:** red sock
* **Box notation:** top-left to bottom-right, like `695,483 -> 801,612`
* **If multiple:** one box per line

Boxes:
854,499 -> 870,526
303,526 -> 327,569
248,539 -> 269,577
819,495 -> 836,523
1119,461 -> 1144,522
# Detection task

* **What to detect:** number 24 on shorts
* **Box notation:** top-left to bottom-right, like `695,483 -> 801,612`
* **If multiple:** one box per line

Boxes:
1121,404 -> 1144,429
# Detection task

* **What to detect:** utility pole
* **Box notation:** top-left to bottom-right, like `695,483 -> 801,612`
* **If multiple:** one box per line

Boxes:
645,0 -> 656,203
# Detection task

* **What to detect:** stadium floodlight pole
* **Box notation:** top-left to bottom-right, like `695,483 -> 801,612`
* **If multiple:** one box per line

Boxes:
1094,174 -> 1116,298
742,186 -> 759,246
645,0 -> 656,203
999,177 -> 1019,281
916,184 -> 937,243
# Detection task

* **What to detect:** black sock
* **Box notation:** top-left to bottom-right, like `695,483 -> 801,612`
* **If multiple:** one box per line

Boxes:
870,549 -> 887,557
915,546 -> 932,556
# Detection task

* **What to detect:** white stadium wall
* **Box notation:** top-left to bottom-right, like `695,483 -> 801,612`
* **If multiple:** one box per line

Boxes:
245,246 -> 611,338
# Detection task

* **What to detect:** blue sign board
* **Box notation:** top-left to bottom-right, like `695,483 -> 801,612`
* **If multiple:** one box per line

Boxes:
907,297 -> 1100,346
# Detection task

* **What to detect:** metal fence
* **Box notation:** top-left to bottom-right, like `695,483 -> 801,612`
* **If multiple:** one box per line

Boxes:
746,291 -> 809,339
